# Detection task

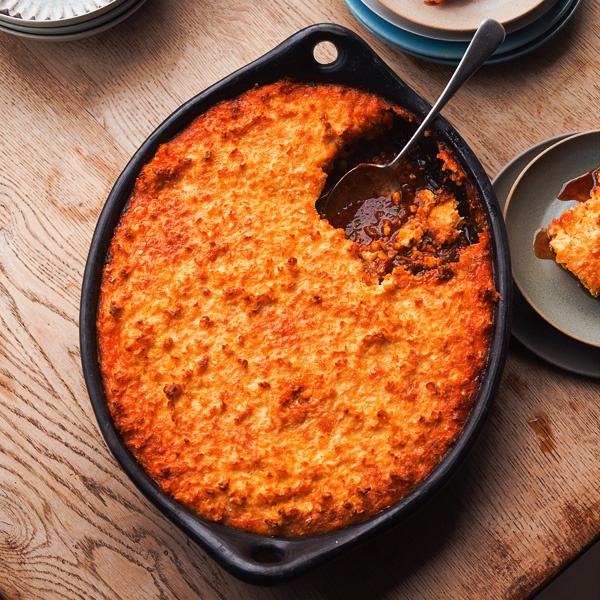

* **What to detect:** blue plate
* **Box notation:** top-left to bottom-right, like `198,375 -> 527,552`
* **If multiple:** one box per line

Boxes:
344,0 -> 579,64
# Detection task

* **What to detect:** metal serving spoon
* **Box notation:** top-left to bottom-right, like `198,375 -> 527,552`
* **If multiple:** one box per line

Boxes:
321,19 -> 506,222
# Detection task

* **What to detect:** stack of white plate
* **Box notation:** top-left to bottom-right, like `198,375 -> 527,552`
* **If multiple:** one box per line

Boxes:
0,0 -> 147,41
344,0 -> 581,65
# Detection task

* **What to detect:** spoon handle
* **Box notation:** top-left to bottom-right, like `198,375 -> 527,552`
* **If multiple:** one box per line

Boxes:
390,19 -> 506,168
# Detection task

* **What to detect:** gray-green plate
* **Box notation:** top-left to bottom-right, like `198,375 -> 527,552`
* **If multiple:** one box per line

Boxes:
493,132 -> 600,377
504,130 -> 600,349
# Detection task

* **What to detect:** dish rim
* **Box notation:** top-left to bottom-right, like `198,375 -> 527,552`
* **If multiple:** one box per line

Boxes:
79,23 -> 512,584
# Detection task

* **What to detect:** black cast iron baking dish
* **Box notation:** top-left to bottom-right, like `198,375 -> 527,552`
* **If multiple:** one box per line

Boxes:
80,23 -> 512,585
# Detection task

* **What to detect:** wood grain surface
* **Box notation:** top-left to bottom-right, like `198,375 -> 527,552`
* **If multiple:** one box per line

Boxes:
1,1 -> 599,598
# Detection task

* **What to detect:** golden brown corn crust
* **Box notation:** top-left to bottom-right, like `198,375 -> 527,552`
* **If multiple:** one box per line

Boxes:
548,177 -> 600,297
97,80 -> 497,536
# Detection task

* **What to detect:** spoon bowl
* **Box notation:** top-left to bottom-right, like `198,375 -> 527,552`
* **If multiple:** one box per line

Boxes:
321,19 -> 505,224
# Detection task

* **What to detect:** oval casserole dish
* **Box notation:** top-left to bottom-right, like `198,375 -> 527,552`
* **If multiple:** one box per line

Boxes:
80,23 -> 512,584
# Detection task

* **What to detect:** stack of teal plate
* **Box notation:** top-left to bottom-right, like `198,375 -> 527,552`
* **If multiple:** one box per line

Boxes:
345,0 -> 581,65
0,0 -> 147,41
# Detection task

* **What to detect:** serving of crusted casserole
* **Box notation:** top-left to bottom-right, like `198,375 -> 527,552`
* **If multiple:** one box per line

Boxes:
96,80 -> 498,536
547,172 -> 600,297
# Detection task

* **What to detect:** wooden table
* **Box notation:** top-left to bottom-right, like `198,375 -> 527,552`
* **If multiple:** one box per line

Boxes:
1,1 -> 598,598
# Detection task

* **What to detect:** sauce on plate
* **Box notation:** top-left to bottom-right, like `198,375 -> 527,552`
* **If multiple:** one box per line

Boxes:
557,166 -> 599,202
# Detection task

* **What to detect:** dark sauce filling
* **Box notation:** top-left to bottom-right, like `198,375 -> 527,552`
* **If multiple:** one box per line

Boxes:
316,114 -> 483,281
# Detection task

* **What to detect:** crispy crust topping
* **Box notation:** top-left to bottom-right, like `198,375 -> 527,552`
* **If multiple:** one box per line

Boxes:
97,81 -> 496,536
